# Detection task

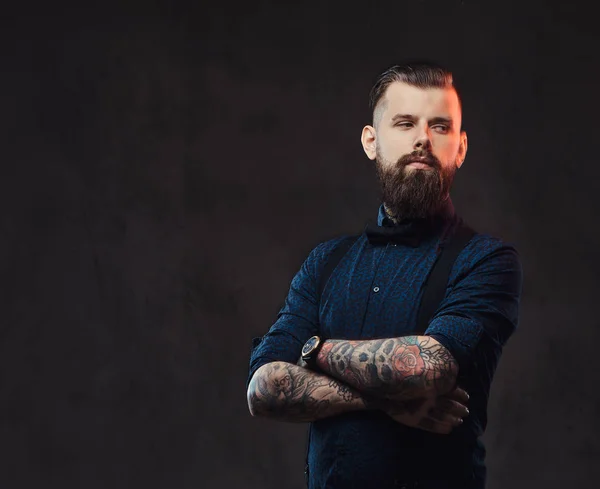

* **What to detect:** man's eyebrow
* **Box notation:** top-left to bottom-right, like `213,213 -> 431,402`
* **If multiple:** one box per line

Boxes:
390,113 -> 417,122
429,116 -> 453,126
390,114 -> 454,126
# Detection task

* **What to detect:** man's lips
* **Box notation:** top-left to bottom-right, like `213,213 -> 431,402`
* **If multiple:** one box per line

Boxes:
406,160 -> 433,170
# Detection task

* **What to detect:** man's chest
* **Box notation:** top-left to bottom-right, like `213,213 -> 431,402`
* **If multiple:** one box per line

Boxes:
318,241 -> 439,340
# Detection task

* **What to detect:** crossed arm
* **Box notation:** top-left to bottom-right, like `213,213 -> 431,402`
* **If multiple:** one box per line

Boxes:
247,361 -> 371,422
247,240 -> 521,428
316,335 -> 458,400
246,335 -> 458,423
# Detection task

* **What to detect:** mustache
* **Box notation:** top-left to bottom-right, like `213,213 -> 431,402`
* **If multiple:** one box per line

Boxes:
396,151 -> 441,170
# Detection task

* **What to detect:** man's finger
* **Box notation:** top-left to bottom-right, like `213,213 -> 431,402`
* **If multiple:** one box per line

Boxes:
434,398 -> 469,419
428,406 -> 466,425
445,387 -> 470,404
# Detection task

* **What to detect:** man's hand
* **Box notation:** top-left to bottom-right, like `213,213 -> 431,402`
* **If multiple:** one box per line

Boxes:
383,386 -> 470,435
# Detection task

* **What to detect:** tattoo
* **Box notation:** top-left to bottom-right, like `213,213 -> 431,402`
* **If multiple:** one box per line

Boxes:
317,336 -> 458,399
328,379 -> 360,403
247,362 -> 364,422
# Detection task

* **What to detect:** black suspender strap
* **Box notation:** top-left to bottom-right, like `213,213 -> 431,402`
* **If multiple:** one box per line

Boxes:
414,222 -> 476,334
317,235 -> 360,298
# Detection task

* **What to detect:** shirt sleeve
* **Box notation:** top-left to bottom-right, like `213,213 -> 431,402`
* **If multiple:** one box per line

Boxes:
424,239 -> 523,376
246,242 -> 328,390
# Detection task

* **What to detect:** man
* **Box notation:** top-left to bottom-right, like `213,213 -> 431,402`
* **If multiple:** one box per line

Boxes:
246,62 -> 522,489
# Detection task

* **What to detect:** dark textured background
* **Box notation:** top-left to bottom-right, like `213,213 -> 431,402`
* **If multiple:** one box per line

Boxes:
1,1 -> 598,488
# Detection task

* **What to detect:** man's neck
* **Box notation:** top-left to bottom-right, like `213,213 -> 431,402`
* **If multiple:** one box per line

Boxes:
382,203 -> 400,224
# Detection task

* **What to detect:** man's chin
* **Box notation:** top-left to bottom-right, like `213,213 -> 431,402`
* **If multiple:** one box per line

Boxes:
386,203 -> 440,220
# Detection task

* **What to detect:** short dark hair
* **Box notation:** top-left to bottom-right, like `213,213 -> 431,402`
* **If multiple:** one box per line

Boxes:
369,62 -> 461,123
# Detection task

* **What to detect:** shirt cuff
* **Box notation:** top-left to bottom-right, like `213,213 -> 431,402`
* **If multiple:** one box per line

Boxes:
426,315 -> 484,375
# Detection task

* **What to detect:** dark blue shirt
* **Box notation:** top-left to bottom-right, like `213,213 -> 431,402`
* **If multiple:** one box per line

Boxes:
248,201 -> 523,489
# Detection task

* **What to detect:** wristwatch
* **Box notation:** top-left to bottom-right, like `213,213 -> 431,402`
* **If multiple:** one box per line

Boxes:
301,335 -> 324,370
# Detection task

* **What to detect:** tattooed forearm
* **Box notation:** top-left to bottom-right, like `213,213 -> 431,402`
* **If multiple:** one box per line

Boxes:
247,361 -> 368,422
315,336 -> 458,400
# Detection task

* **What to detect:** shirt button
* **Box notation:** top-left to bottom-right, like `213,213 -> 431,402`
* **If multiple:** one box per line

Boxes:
373,286 -> 380,293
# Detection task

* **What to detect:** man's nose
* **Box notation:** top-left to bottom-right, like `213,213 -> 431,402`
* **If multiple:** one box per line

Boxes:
413,126 -> 432,151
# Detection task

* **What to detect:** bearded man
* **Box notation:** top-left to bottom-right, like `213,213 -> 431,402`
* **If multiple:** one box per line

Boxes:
246,62 -> 522,489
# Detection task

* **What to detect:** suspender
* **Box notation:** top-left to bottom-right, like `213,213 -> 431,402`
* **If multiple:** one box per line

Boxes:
415,222 -> 476,332
317,222 -> 476,330
318,235 -> 360,297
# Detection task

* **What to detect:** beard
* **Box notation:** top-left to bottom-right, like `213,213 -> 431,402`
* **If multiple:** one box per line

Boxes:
375,148 -> 456,221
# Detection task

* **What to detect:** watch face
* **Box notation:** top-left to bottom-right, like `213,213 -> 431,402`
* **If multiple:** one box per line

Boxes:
302,336 -> 319,356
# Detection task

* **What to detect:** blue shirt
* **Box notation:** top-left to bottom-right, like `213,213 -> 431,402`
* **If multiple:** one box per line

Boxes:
248,201 -> 523,489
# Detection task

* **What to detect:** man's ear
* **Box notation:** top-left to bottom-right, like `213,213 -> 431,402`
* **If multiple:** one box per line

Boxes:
456,130 -> 468,168
361,125 -> 377,161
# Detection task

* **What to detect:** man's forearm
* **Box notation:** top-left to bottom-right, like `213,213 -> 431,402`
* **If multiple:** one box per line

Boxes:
315,335 -> 458,400
247,361 -> 372,422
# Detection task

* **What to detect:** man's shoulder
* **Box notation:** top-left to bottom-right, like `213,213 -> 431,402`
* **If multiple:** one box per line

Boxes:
292,234 -> 362,288
466,229 -> 518,253
457,228 -> 521,271
308,234 -> 363,263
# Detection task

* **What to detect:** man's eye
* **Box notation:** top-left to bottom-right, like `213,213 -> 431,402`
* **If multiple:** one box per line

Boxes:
432,125 -> 449,133
396,122 -> 413,128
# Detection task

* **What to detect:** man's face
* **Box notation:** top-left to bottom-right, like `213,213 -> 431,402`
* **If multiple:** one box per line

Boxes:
361,81 -> 468,219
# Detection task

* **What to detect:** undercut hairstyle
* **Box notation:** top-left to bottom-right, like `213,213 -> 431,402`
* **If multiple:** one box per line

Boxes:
369,62 -> 462,126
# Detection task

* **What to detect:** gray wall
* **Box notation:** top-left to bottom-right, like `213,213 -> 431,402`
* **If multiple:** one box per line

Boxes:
1,1 -> 598,487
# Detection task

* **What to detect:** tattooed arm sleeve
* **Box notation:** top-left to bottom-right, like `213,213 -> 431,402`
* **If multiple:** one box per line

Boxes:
315,336 -> 458,400
247,361 -> 372,422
